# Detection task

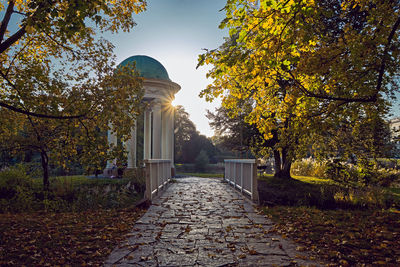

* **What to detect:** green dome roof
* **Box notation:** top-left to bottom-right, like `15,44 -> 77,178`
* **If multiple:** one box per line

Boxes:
118,55 -> 170,81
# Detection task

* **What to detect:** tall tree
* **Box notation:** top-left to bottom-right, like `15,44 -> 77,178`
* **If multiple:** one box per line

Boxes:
0,0 -> 146,189
174,105 -> 217,164
199,0 -> 400,178
207,104 -> 265,158
0,63 -> 143,189
174,105 -> 197,162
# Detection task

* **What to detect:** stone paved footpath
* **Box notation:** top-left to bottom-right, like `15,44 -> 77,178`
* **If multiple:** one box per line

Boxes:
105,177 -> 320,267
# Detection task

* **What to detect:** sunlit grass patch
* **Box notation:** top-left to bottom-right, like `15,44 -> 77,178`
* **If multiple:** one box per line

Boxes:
257,174 -> 400,209
292,175 -> 335,185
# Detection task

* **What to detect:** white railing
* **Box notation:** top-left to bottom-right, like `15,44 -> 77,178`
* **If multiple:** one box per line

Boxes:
144,159 -> 172,200
224,159 -> 258,202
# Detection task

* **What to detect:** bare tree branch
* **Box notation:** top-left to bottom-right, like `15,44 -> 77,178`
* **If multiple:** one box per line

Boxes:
376,16 -> 400,95
0,0 -> 15,43
0,101 -> 86,119
0,26 -> 26,54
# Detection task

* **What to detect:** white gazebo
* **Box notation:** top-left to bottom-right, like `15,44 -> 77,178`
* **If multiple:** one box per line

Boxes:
104,55 -> 180,176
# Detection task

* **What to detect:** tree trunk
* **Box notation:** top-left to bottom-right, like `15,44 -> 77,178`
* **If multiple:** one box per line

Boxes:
273,148 -> 292,179
40,150 -> 50,191
273,150 -> 281,174
281,159 -> 292,178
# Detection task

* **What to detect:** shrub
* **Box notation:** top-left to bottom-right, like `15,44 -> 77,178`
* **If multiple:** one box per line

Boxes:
292,158 -> 400,187
0,166 -> 142,213
324,159 -> 352,183
375,170 -> 400,187
291,159 -> 314,176
0,165 -> 38,212
123,168 -> 146,194
0,165 -> 32,198
194,150 -> 209,172
291,158 -> 327,178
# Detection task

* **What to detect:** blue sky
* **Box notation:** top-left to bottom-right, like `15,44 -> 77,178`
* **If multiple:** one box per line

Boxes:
4,0 -> 398,135
107,0 -> 399,136
108,0 -> 228,137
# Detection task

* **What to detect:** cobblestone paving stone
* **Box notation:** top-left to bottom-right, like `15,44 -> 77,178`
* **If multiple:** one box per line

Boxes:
105,177 -> 321,267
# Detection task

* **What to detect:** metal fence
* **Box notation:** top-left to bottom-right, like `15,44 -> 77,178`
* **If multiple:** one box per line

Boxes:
144,159 -> 172,200
224,159 -> 258,202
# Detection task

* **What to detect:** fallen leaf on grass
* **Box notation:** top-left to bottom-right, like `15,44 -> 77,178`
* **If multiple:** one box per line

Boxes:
0,208 -> 146,266
263,206 -> 400,266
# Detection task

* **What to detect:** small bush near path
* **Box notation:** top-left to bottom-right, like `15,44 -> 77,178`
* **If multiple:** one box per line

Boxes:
0,207 -> 146,266
262,206 -> 400,266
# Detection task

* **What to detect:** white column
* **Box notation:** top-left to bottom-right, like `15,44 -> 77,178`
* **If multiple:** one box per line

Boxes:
106,127 -> 117,168
152,102 -> 162,159
169,106 -> 175,165
144,109 -> 151,160
161,104 -> 174,164
161,103 -> 169,159
125,121 -> 137,168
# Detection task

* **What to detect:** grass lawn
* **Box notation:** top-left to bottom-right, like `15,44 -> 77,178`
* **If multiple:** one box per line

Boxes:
262,206 -> 400,266
258,174 -> 400,265
0,207 -> 146,266
176,172 -> 223,178
48,175 -> 131,186
258,174 -> 400,209
259,173 -> 336,185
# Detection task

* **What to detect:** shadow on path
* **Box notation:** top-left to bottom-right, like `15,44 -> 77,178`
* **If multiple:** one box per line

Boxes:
105,177 -> 320,266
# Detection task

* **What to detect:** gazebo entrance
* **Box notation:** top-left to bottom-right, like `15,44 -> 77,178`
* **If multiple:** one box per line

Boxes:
103,55 -> 181,177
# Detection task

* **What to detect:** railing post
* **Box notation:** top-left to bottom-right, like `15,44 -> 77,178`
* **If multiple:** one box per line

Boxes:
228,161 -> 230,183
144,159 -> 172,200
224,160 -> 227,181
156,162 -> 160,195
233,163 -> 236,188
162,161 -> 164,187
161,161 -> 164,188
250,162 -> 253,199
252,161 -> 259,203
145,160 -> 152,200
224,159 -> 257,203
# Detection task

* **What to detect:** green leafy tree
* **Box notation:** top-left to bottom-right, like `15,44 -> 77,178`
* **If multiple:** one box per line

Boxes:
174,105 -> 218,164
199,0 -> 400,178
194,150 -> 209,172
207,104 -> 264,158
174,105 -> 197,162
0,0 -> 146,190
